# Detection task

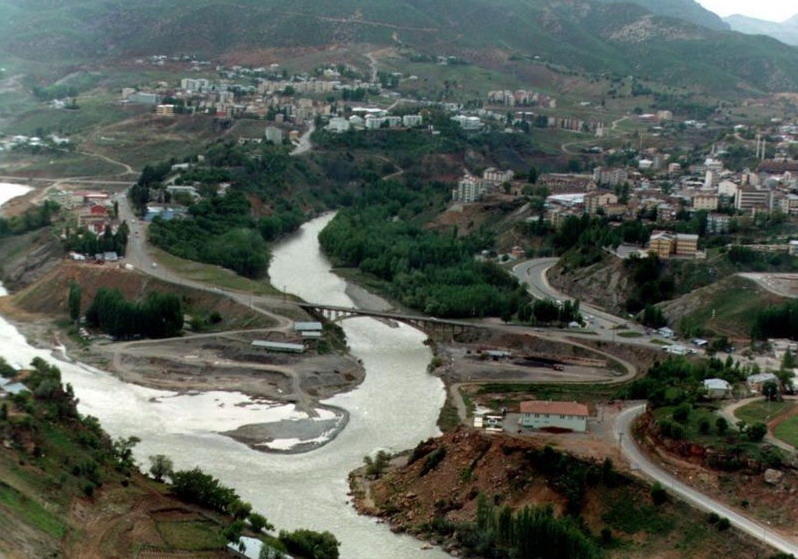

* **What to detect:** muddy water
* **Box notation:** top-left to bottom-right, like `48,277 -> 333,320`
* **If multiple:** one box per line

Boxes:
0,207 -> 448,558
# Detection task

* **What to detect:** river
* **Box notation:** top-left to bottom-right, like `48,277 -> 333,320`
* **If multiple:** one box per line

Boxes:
0,198 -> 448,559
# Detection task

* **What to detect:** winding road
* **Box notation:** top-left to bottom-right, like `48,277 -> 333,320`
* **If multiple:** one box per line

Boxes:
512,258 -> 642,335
616,405 -> 798,556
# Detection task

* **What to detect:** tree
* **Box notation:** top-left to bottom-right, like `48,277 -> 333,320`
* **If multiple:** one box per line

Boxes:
650,482 -> 668,505
171,467 -> 239,514
223,520 -> 246,545
148,454 -> 174,482
716,417 -> 729,435
279,529 -> 340,559
113,436 -> 141,475
747,422 -> 768,442
763,380 -> 780,402
68,281 -> 82,325
363,450 -> 391,479
229,499 -> 253,520
248,512 -> 274,534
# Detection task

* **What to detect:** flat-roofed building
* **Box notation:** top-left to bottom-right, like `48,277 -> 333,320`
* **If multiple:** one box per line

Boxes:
648,231 -> 674,259
675,233 -> 699,256
692,193 -> 718,211
519,400 -> 590,432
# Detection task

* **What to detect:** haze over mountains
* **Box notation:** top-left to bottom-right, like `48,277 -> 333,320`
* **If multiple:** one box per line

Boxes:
2,0 -> 798,94
724,13 -> 798,46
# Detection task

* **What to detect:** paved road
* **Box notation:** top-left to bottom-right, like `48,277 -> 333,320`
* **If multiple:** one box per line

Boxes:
512,258 -> 642,333
512,258 -> 626,329
290,122 -> 315,156
616,405 -> 798,556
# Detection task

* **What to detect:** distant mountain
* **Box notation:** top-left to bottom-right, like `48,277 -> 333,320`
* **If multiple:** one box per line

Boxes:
725,13 -> 798,46
2,0 -> 798,94
593,0 -> 729,31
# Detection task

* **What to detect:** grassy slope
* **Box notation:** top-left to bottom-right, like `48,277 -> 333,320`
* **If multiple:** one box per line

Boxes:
659,275 -> 786,340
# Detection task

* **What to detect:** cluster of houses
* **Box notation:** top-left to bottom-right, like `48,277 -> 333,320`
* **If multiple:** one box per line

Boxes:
446,139 -> 798,258
0,134 -> 70,152
326,108 -> 425,133
487,89 -> 556,108
702,370 -> 795,400
45,188 -> 122,237
543,159 -> 787,224
123,59 -> 388,126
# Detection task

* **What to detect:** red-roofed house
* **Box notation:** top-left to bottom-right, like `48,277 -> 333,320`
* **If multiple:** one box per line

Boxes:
519,400 -> 590,432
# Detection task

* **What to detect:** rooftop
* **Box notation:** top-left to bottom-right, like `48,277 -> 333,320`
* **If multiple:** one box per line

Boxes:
520,400 -> 589,417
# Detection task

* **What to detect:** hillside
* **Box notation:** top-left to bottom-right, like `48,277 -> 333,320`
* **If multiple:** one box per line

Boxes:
725,13 -> 798,46
0,357 -> 256,559
548,254 -> 633,315
5,260 -> 274,331
595,0 -> 729,31
659,274 -> 786,341
2,0 -> 798,94
353,426 -> 777,558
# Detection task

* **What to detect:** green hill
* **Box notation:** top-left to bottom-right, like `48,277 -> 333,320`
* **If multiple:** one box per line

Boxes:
595,0 -> 730,31
2,0 -> 798,94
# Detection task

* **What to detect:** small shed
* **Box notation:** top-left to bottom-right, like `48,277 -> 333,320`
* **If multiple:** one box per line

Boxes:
294,322 -> 323,332
483,350 -> 512,361
0,381 -> 29,396
702,378 -> 732,399
657,327 -> 675,339
228,536 -> 292,559
251,340 -> 305,354
746,372 -> 778,393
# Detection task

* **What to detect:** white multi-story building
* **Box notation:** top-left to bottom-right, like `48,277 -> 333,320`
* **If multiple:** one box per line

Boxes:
452,173 -> 486,203
451,115 -> 482,130
482,167 -> 514,185
593,167 -> 628,187
326,117 -> 351,134
402,114 -> 423,127
181,78 -> 210,92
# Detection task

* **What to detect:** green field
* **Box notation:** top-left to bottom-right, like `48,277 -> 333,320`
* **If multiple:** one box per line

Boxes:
0,483 -> 66,538
151,247 -> 281,296
617,331 -> 643,338
156,520 -> 226,550
734,399 -> 794,425
774,416 -> 798,448
666,276 -> 786,340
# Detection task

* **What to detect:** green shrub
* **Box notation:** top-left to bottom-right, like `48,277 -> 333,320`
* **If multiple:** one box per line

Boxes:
650,482 -> 667,505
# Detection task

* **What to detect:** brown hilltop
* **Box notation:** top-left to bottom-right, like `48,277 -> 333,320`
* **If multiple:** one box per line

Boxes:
351,426 -> 776,558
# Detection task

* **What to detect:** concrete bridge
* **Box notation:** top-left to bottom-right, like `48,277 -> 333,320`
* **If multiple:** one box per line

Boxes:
297,303 -> 481,339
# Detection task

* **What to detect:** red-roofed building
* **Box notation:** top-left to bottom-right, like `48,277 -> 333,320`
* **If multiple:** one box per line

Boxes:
519,400 -> 590,432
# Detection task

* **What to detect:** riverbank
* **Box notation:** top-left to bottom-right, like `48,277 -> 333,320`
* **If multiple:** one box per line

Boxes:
1,275 -> 365,455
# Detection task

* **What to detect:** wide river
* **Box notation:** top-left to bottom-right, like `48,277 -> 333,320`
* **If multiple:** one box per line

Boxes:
0,191 -> 448,558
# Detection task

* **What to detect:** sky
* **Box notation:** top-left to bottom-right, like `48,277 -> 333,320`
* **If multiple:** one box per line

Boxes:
696,0 -> 797,22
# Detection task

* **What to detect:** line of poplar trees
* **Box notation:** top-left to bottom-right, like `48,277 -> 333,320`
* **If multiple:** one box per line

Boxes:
85,287 -> 183,339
